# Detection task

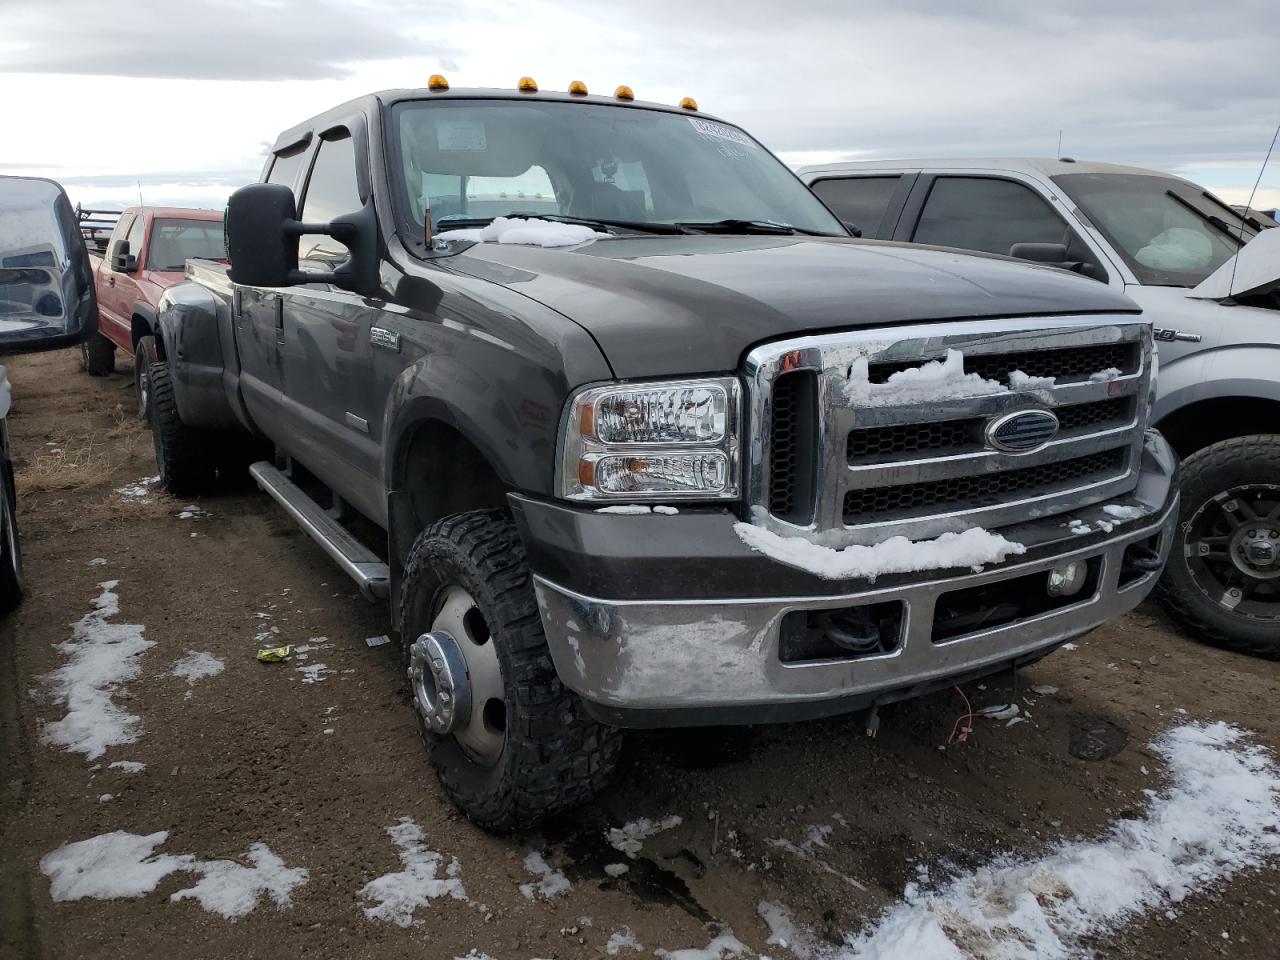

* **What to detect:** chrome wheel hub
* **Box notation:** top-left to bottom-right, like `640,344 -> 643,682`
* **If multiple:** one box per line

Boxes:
407,630 -> 471,735
419,585 -> 506,765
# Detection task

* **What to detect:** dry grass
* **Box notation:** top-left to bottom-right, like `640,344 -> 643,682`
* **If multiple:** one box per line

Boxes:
15,404 -> 147,496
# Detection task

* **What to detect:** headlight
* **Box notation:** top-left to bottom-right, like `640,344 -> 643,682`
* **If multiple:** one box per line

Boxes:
559,377 -> 741,501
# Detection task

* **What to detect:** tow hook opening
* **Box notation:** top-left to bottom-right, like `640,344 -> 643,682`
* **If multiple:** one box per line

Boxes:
779,601 -> 904,663
1120,534 -> 1164,587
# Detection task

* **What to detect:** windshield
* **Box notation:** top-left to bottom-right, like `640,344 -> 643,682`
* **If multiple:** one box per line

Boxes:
388,99 -> 846,240
1054,172 -> 1258,286
147,218 -> 226,272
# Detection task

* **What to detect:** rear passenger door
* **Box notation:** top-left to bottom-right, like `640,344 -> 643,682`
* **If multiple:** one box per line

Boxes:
807,174 -> 916,239
236,144 -> 312,440
894,174 -> 1109,282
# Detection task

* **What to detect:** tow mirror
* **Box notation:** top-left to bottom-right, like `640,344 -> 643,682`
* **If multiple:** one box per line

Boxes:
0,176 -> 99,356
111,240 -> 137,273
226,182 -> 377,295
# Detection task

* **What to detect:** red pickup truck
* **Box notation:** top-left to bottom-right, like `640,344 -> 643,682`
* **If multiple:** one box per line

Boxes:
82,206 -> 225,417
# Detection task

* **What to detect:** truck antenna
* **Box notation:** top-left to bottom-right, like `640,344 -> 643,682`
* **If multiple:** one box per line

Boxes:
1230,120 -> 1280,295
137,180 -> 145,207
1057,129 -> 1062,157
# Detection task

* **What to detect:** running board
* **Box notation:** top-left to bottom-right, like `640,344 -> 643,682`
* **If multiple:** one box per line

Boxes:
249,461 -> 390,602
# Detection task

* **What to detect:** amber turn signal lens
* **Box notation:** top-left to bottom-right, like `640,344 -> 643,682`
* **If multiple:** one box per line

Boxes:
568,80 -> 588,96
427,74 -> 449,91
577,458 -> 595,487
679,96 -> 698,111
614,85 -> 634,101
518,76 -> 538,92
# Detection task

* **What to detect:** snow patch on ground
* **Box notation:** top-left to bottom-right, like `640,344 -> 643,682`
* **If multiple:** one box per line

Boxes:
606,927 -> 644,955
735,524 -> 1024,581
115,476 -> 159,500
39,830 -> 307,919
360,817 -> 467,927
170,651 -> 224,685
607,815 -> 683,857
604,862 -> 630,877
759,901 -> 819,959
655,930 -> 750,959
108,760 -> 145,774
86,558 -> 107,567
836,722 -> 1280,959
519,851 -> 570,900
437,216 -> 609,248
845,350 -> 1006,407
39,581 -> 154,760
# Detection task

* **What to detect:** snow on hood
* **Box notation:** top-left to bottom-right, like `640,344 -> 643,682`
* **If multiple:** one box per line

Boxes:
1191,225 -> 1280,300
436,217 -> 609,248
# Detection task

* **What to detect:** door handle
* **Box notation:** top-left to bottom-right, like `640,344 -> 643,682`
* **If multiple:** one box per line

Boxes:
107,276 -> 115,287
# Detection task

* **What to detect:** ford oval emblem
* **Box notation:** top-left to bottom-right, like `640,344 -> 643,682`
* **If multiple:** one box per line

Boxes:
985,409 -> 1059,454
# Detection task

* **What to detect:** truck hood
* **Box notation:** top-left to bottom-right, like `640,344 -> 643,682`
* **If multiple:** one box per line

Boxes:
445,236 -> 1139,377
1191,226 -> 1280,300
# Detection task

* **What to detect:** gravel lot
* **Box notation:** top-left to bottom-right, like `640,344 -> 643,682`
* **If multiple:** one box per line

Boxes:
3,348 -> 1279,960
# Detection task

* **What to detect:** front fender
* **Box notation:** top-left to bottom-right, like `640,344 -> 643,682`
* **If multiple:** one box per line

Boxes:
1154,341 -> 1280,423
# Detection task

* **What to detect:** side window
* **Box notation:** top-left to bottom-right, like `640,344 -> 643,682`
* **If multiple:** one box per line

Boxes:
299,132 -> 362,263
810,176 -> 901,237
266,146 -> 310,199
105,214 -> 134,260
117,214 -> 145,266
912,177 -> 1069,256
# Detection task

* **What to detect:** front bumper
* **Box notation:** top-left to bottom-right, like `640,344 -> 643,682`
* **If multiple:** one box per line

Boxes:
513,431 -> 1178,728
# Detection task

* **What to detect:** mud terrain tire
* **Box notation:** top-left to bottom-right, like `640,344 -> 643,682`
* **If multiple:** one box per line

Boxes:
398,509 -> 622,832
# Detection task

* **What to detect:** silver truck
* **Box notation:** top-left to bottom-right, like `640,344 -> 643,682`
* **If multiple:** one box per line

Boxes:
800,159 -> 1279,655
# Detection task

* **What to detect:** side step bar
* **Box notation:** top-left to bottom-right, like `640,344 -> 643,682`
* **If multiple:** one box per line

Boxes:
249,461 -> 390,602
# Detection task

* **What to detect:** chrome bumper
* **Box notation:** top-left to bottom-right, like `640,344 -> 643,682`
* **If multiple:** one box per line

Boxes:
530,435 -> 1178,728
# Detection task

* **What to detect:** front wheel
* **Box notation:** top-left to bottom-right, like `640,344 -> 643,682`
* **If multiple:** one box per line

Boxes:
1157,435 -> 1280,658
134,336 -> 157,421
398,509 -> 622,832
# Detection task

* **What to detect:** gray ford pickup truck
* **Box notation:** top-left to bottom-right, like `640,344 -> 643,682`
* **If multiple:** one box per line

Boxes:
150,81 -> 1177,830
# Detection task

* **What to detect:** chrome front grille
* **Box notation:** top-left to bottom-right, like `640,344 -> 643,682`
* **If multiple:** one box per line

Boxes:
747,316 -> 1151,547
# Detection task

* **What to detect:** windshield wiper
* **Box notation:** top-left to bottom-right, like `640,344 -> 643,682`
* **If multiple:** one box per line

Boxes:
434,212 -> 694,236
1165,191 -> 1248,245
674,218 -> 835,236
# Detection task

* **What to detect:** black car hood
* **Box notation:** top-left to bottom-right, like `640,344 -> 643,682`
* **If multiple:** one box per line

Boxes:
445,235 -> 1139,378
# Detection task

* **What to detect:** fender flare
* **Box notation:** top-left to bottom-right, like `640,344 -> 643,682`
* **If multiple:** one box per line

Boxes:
129,301 -> 159,351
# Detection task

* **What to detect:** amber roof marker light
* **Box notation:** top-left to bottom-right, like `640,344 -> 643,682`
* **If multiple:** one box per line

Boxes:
679,97 -> 698,111
614,85 -> 634,101
427,74 -> 449,91
518,76 -> 538,93
568,80 -> 589,96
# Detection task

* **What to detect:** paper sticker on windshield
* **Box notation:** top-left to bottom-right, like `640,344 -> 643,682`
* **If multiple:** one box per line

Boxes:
437,119 -> 487,152
688,117 -> 757,149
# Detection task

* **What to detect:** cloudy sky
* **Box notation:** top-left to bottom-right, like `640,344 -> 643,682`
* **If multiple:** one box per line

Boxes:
3,0 -> 1277,211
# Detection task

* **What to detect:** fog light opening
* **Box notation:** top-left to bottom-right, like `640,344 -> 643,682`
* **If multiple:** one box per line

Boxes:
1046,560 -> 1088,598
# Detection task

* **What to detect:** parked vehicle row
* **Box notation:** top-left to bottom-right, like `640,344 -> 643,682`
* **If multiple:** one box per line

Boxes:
9,80 -> 1274,833
141,80 -> 1178,830
801,159 -> 1279,653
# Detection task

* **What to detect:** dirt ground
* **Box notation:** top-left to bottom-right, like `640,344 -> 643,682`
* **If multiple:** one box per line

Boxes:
2,347 -> 1278,960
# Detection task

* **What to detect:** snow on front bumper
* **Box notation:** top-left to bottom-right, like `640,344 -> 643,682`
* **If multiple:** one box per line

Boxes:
519,431 -> 1178,727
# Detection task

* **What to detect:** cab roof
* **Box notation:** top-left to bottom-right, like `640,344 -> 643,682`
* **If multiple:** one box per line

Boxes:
119,206 -> 223,221
270,87 -> 726,155
798,157 -> 1186,181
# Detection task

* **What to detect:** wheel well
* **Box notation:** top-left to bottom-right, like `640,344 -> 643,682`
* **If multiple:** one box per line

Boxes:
130,314 -> 152,351
1155,397 -> 1280,458
394,421 -> 510,547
